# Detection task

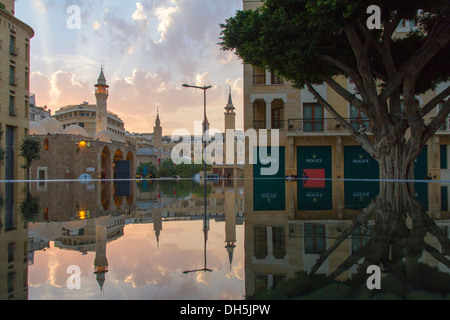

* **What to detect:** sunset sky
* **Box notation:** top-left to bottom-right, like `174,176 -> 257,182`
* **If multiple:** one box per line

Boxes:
16,0 -> 244,135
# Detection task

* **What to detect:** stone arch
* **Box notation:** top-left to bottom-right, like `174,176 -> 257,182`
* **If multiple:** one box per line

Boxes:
113,149 -> 124,179
126,151 -> 135,178
101,146 -> 112,179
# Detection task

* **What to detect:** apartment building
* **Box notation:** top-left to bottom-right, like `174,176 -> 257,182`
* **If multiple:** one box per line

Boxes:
0,0 -> 34,181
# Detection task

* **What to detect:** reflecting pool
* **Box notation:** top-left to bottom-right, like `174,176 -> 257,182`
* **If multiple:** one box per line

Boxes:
1,178 -> 450,300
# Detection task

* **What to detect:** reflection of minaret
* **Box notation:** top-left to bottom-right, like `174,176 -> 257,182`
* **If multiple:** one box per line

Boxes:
224,190 -> 237,269
95,66 -> 109,134
153,109 -> 163,150
153,207 -> 163,250
94,217 -> 109,291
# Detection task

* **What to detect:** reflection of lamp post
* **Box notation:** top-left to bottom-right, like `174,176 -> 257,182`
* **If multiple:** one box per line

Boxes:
182,218 -> 212,274
182,84 -> 213,275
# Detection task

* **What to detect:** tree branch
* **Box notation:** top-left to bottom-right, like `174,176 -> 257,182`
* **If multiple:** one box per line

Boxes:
305,80 -> 377,157
323,76 -> 367,114
422,98 -> 450,145
420,86 -> 450,117
380,20 -> 450,102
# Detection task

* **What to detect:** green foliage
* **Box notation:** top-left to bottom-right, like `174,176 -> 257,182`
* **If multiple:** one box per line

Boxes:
20,193 -> 40,223
220,0 -> 450,93
19,136 -> 41,178
136,162 -> 158,178
159,159 -> 212,178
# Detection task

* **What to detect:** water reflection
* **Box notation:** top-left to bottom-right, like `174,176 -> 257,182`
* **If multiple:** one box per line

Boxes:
0,177 -> 449,300
247,179 -> 450,300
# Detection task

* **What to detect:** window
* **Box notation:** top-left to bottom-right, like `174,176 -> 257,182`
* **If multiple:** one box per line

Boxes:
253,67 -> 266,85
303,103 -> 324,132
9,95 -> 15,115
272,103 -> 284,129
271,71 -> 284,85
8,243 -> 15,263
304,223 -> 326,254
44,138 -> 49,150
350,105 -> 369,131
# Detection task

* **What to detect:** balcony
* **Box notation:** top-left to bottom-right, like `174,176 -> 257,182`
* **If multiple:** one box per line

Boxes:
252,120 -> 285,130
9,45 -> 19,56
9,106 -> 18,116
287,118 -> 370,135
9,76 -> 18,86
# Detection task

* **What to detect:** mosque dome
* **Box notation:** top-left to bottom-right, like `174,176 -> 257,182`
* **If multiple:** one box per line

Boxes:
63,125 -> 89,137
29,121 -> 48,136
39,117 -> 63,134
137,148 -> 155,156
95,129 -> 119,143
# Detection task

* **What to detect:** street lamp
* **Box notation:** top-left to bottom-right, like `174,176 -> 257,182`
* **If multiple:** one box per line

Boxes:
182,83 -> 212,195
182,83 -> 213,275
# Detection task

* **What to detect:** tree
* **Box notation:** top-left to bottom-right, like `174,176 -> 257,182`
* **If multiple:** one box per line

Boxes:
19,136 -> 41,180
136,162 -> 158,178
220,0 -> 450,180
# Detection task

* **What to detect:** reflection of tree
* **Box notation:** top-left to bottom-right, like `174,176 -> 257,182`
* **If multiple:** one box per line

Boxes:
250,182 -> 450,300
21,192 -> 40,223
159,180 -> 212,199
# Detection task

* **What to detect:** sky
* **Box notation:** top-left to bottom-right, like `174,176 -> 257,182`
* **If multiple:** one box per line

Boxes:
15,0 -> 244,135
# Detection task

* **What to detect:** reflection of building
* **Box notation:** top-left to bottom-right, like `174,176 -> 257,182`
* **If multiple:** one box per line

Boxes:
0,182 -> 28,300
0,1 -> 34,181
29,70 -> 136,180
244,178 -> 450,297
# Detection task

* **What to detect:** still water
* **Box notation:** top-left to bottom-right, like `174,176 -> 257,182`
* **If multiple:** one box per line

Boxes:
1,178 -> 450,300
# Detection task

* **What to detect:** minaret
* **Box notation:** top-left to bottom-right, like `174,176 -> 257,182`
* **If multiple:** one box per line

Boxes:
224,87 -> 236,165
224,87 -> 236,132
95,67 -> 109,134
153,109 -> 163,150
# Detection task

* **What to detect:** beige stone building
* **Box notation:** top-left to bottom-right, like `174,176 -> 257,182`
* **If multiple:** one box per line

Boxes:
29,69 -> 137,180
0,0 -> 34,181
53,102 -> 126,141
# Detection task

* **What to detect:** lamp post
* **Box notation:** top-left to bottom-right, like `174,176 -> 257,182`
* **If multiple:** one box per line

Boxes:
182,83 -> 212,275
182,83 -> 212,201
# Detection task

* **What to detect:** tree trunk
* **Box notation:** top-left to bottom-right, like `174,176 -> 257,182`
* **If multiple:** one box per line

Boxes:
375,139 -> 416,181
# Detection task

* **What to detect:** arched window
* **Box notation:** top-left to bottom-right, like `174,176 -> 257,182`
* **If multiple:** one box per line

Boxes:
44,138 -> 49,150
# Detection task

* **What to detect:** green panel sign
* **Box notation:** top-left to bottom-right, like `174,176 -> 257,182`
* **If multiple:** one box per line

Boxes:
344,146 -> 380,209
253,147 -> 286,211
297,146 -> 332,211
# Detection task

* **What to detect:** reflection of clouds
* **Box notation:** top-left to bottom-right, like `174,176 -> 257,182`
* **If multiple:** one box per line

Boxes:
28,220 -> 245,299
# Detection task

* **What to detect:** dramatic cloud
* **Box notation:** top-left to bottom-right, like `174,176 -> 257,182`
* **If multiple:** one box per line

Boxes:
18,0 -> 243,134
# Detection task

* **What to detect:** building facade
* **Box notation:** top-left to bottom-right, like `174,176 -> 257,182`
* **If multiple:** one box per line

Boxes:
0,0 -> 34,181
242,0 -> 450,183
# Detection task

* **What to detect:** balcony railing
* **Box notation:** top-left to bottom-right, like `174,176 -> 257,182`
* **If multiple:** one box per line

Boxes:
9,76 -> 18,86
252,120 -> 285,130
288,118 -> 370,133
431,117 -> 450,131
9,106 -> 18,116
10,45 -> 19,56
253,120 -> 266,129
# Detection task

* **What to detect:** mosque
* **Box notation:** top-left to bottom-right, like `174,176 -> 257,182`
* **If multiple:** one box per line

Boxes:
29,68 -> 136,180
